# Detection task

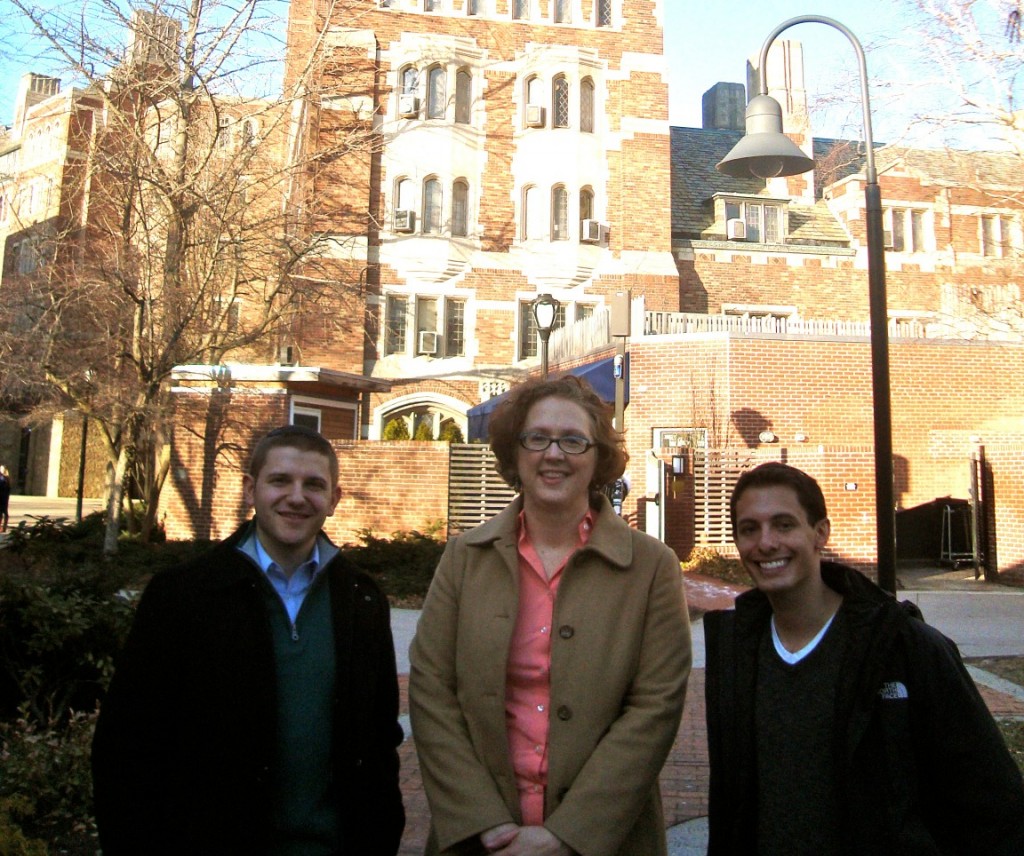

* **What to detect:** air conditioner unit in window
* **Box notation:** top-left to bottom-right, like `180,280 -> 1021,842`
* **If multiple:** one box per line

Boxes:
726,218 -> 746,240
398,94 -> 419,118
581,219 -> 602,243
393,209 -> 415,232
525,104 -> 545,127
418,330 -> 439,354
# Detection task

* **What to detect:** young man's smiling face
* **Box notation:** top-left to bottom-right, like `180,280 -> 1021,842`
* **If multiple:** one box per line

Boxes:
733,483 -> 830,601
243,445 -> 342,574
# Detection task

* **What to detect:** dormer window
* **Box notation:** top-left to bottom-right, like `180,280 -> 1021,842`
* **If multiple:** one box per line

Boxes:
725,200 -> 782,243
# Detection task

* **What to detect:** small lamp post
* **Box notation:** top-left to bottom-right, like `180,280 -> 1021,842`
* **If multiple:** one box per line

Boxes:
717,15 -> 896,594
532,293 -> 560,379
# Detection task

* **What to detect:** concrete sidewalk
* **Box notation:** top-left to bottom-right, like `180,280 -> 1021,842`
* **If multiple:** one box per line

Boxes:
392,572 -> 1024,855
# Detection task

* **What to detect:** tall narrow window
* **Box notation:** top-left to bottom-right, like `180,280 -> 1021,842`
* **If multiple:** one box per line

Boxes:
396,178 -> 414,212
455,70 -> 472,124
445,299 -> 465,356
580,78 -> 594,132
467,0 -> 478,13
416,297 -> 439,355
513,0 -> 528,19
217,116 -> 231,148
551,186 -> 568,241
579,187 -> 594,237
427,66 -> 446,119
595,0 -> 612,27
452,180 -> 469,237
523,185 -> 539,240
385,295 -> 408,356
552,75 -> 569,128
911,210 -> 925,252
981,214 -> 1004,257
554,0 -> 570,23
401,66 -> 418,96
423,179 -> 443,234
424,0 -> 437,10
763,205 -> 780,243
519,301 -> 566,358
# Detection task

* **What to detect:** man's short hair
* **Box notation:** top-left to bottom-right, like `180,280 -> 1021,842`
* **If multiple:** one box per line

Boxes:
730,462 -> 828,531
249,425 -> 339,486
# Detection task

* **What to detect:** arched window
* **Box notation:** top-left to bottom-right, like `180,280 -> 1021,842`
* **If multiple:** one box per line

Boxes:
580,78 -> 595,133
455,69 -> 472,124
400,66 -> 419,96
522,185 -> 538,240
551,185 -> 568,241
423,178 -> 442,234
241,118 -> 257,147
452,180 -> 469,237
396,178 -> 414,210
427,66 -> 446,120
580,186 -> 594,224
552,75 -> 569,128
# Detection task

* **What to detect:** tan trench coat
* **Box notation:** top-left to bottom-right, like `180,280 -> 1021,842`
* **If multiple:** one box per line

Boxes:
409,496 -> 692,856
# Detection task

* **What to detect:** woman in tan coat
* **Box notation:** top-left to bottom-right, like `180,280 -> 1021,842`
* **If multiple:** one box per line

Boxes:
410,376 -> 691,856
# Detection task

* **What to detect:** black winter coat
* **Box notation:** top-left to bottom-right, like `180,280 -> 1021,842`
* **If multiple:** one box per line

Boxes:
704,561 -> 1024,855
92,522 -> 405,855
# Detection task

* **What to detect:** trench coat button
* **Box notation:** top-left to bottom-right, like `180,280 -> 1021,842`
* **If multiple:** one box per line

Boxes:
557,705 -> 572,721
558,625 -> 574,639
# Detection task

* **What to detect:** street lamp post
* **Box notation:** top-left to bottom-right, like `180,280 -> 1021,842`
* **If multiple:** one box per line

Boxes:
532,293 -> 560,379
717,15 -> 896,594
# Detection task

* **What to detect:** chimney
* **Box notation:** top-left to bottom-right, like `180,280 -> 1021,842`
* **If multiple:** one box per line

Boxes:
702,82 -> 746,131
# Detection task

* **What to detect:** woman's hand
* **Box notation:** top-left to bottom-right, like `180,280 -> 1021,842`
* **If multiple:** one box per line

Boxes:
480,823 -> 519,851
484,824 -> 571,855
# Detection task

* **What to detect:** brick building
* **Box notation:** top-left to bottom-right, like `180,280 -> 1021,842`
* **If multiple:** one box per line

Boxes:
3,2 -> 1023,574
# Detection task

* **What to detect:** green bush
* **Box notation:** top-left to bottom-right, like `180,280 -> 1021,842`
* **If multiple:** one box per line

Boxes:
439,422 -> 464,443
413,421 -> 434,441
681,546 -> 754,587
382,418 -> 410,440
341,527 -> 445,608
0,710 -> 98,852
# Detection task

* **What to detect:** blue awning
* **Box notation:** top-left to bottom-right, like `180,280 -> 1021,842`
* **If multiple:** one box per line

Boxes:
467,355 -> 629,441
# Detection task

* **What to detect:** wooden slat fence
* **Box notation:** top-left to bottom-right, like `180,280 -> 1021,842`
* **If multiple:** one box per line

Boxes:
447,444 -> 517,536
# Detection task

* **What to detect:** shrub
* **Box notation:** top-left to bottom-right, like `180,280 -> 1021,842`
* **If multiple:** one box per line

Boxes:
382,418 -> 410,440
413,421 -> 434,441
0,710 -> 98,852
341,528 -> 445,607
439,422 -> 464,443
681,546 -> 754,587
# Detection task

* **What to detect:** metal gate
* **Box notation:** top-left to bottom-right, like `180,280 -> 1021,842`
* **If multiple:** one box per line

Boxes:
447,444 -> 516,537
691,450 -> 753,547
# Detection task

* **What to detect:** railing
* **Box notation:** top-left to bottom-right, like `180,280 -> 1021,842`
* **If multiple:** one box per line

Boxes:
548,309 -> 612,364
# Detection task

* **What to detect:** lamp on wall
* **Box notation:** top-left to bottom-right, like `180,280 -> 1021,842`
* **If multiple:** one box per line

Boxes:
532,293 -> 560,379
717,15 -> 896,594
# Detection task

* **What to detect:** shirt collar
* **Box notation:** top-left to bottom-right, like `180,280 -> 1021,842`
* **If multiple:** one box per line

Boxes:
239,526 -> 323,579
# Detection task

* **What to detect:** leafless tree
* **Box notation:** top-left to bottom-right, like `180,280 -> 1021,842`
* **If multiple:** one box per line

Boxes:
0,0 -> 382,552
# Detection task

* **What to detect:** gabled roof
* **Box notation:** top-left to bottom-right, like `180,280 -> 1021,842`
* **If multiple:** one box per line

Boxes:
670,126 -> 850,246
874,145 -> 1023,191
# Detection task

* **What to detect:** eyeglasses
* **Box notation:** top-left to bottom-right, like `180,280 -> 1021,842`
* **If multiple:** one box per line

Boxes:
518,432 -> 595,455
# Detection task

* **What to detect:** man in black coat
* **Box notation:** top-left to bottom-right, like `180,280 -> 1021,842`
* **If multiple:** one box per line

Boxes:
92,425 -> 405,855
704,461 -> 1024,854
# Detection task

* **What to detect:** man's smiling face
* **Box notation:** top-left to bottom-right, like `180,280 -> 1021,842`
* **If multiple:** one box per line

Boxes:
733,483 -> 830,600
242,445 -> 341,574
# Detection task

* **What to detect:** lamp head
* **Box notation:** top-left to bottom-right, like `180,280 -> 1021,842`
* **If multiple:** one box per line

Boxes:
532,293 -> 560,334
716,94 -> 816,179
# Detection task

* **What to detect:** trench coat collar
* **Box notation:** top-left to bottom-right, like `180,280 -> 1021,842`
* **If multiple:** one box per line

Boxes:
463,494 -> 634,570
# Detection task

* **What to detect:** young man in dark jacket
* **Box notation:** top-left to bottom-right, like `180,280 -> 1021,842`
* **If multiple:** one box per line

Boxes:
704,461 -> 1024,854
92,425 -> 405,855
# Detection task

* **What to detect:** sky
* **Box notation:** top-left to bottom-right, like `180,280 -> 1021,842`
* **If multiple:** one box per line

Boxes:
0,0 -> 1010,148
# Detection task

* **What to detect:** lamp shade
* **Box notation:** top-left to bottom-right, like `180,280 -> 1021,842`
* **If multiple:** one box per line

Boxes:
716,94 -> 815,179
532,293 -> 559,333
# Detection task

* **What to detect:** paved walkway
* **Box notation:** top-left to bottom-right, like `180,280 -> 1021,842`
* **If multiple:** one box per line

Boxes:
393,572 -> 1024,855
